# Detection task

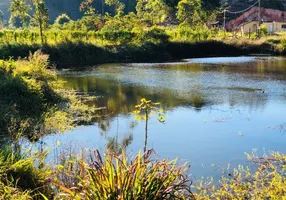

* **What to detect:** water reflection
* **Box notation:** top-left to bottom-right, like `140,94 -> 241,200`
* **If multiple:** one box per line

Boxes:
59,58 -> 286,115
41,57 -> 286,178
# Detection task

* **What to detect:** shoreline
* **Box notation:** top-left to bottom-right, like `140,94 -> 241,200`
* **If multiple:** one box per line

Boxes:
0,40 -> 281,68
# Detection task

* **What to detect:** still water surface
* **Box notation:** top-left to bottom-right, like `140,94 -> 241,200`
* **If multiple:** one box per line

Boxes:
43,57 -> 286,178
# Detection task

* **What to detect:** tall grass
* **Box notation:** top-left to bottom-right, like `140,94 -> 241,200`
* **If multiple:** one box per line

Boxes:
52,150 -> 194,200
0,51 -> 96,139
0,146 -> 52,199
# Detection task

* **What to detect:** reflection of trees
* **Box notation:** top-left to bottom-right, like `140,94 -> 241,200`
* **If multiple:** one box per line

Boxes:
58,59 -> 286,135
106,134 -> 133,155
57,75 -> 209,152
59,76 -> 209,116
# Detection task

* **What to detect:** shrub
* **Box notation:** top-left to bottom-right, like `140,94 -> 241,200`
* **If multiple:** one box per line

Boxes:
140,27 -> 169,43
260,25 -> 268,36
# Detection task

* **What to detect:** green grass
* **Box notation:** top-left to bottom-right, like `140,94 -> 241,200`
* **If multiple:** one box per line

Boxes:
0,40 -> 274,68
0,28 -> 282,67
0,51 -> 96,139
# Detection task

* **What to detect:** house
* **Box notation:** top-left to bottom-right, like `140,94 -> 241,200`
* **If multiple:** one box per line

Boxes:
226,7 -> 286,33
239,20 -> 286,33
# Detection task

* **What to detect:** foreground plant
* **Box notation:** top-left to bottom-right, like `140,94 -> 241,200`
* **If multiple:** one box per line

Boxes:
133,98 -> 166,153
52,149 -> 194,200
0,146 -> 52,199
193,151 -> 286,199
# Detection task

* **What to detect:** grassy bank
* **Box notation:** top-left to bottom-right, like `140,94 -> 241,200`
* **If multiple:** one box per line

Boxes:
0,51 -> 95,140
1,28 -> 285,68
0,40 -> 279,68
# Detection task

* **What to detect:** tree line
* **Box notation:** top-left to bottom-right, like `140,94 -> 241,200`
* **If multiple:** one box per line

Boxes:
4,0 -> 221,44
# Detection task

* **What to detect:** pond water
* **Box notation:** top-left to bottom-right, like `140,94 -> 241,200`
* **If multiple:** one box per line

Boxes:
42,56 -> 286,179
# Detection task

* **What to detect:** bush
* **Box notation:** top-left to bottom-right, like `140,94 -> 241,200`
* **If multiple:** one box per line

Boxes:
99,30 -> 134,43
140,27 -> 169,43
260,25 -> 268,36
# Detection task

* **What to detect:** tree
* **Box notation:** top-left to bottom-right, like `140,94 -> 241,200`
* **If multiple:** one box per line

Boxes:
55,13 -> 71,25
80,0 -> 96,16
105,0 -> 125,16
177,0 -> 202,25
0,10 -> 4,25
10,0 -> 49,44
136,0 -> 170,26
0,10 -> 5,28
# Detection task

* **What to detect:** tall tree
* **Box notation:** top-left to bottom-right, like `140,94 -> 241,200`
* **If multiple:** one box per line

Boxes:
136,0 -> 170,25
10,0 -> 49,44
177,0 -> 202,25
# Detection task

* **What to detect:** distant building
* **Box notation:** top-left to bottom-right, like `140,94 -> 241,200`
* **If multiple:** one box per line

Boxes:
226,7 -> 286,33
239,20 -> 286,33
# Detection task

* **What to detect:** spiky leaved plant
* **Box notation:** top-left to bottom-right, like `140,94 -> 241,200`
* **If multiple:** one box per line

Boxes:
52,149 -> 194,200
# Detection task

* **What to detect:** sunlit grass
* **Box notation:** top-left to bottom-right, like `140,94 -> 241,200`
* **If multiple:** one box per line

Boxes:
51,149 -> 194,200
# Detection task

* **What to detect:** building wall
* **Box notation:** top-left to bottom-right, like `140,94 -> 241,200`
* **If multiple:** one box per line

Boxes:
273,22 -> 286,32
241,21 -> 259,34
240,21 -> 286,33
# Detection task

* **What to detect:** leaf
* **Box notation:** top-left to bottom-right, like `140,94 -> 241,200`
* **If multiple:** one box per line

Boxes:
39,193 -> 49,200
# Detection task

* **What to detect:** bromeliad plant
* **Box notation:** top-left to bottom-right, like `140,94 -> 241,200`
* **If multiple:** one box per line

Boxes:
52,149 -> 194,200
133,98 -> 166,153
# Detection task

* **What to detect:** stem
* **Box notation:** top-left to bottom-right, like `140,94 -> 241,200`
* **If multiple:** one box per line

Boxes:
39,20 -> 43,44
144,110 -> 148,154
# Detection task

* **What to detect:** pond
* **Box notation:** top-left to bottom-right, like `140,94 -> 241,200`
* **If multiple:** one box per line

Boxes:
42,56 -> 286,179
